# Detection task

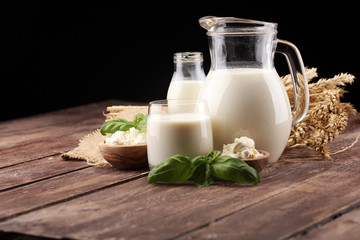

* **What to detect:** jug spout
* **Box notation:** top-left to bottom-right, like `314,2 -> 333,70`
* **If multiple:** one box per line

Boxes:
200,16 -> 278,70
199,16 -> 277,34
199,16 -> 237,31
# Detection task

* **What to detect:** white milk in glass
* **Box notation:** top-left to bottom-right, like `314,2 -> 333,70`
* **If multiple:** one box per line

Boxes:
167,80 -> 203,100
147,113 -> 213,167
199,68 -> 292,163
167,52 -> 205,100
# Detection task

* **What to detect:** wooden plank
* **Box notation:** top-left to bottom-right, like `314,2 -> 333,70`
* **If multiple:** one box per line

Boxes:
0,100 -> 122,149
0,131 -> 91,168
0,165 -> 147,221
0,113 -> 358,239
0,100 -> 145,168
293,207 -> 360,240
0,155 -> 88,191
177,152 -> 360,239
0,106 -> 358,240
0,153 -> 334,240
181,161 -> 360,239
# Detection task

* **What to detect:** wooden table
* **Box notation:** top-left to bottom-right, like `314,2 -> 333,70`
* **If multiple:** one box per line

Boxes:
1,100 -> 360,240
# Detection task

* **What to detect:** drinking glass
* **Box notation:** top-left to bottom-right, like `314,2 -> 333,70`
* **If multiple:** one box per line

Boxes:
147,99 -> 213,168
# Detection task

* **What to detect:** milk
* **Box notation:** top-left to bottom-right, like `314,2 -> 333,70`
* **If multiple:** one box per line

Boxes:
167,81 -> 203,100
199,68 -> 292,163
147,113 -> 213,167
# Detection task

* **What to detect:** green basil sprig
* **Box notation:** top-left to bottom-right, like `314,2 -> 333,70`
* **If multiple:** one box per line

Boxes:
148,151 -> 260,187
100,113 -> 147,136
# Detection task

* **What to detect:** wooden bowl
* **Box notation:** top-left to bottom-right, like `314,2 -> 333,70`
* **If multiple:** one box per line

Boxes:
242,150 -> 270,173
98,143 -> 148,170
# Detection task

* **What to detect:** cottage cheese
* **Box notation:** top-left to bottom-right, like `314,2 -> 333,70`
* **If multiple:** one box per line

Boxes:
105,127 -> 146,145
221,136 -> 263,159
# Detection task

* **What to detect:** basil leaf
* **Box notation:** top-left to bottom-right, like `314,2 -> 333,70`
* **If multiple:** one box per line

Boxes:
100,118 -> 127,135
118,122 -> 137,131
204,150 -> 221,164
191,155 -> 207,169
148,154 -> 194,183
135,114 -> 147,132
193,163 -> 214,188
100,114 -> 147,135
212,156 -> 260,185
133,113 -> 145,125
191,155 -> 213,187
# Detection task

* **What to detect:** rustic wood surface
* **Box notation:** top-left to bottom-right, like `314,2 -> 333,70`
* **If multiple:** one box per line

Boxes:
0,100 -> 359,240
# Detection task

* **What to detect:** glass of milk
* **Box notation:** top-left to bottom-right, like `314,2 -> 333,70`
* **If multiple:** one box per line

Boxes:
166,52 -> 206,100
147,99 -> 213,168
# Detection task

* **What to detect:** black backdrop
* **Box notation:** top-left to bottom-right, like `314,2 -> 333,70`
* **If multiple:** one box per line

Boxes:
1,2 -> 359,121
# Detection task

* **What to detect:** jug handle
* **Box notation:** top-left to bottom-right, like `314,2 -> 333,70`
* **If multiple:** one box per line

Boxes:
276,39 -> 309,126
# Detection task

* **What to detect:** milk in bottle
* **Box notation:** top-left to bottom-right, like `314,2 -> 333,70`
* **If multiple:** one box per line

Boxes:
167,52 -> 205,100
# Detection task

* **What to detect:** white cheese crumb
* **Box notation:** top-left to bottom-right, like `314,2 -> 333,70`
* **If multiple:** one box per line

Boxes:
105,127 -> 146,145
221,136 -> 263,159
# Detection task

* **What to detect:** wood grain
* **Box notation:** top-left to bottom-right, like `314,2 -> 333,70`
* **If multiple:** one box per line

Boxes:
0,100 -> 122,168
293,207 -> 360,240
0,155 -> 88,191
0,102 -> 359,240
243,149 -> 269,172
99,143 -> 148,170
178,155 -> 360,240
0,154 -> 334,239
0,164 -> 146,221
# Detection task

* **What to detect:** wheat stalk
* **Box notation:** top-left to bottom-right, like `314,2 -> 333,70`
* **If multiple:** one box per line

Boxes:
283,68 -> 357,158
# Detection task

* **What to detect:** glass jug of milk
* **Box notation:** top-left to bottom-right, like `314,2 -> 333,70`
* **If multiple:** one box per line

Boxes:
167,52 -> 206,100
198,16 -> 309,163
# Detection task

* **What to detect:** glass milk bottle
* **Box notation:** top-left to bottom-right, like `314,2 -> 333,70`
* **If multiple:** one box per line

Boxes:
167,52 -> 206,100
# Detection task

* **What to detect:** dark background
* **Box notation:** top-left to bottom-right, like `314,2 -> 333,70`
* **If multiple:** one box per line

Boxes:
1,2 -> 359,121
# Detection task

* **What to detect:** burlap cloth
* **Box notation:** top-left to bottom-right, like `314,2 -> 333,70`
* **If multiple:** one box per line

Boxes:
61,106 -> 148,166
